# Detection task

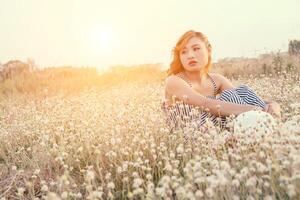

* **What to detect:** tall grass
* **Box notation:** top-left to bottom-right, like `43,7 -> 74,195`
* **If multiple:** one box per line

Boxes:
0,70 -> 299,199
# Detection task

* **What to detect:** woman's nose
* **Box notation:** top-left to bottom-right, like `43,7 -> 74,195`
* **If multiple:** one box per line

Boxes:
187,50 -> 195,58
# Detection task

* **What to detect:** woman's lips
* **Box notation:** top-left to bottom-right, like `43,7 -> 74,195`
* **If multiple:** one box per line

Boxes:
188,60 -> 198,66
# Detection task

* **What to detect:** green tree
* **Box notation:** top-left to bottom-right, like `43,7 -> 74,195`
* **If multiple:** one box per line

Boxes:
288,39 -> 300,55
272,50 -> 283,73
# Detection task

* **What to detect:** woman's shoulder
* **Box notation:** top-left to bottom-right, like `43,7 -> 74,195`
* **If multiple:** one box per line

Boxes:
165,73 -> 185,85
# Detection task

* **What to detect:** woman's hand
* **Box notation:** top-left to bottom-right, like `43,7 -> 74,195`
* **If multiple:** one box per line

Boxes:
265,102 -> 281,120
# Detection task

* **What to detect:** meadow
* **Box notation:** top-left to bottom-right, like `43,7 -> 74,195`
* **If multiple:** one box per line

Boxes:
0,58 -> 300,199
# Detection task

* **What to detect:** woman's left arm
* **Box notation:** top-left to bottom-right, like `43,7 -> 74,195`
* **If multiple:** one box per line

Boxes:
214,73 -> 235,93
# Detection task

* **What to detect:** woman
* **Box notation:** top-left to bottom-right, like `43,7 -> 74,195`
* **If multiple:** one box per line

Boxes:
162,30 -> 281,130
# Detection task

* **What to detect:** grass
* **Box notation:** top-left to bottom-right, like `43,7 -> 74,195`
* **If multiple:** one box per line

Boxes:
0,66 -> 299,199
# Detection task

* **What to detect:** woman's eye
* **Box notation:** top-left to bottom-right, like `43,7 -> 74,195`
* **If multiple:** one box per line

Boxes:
194,47 -> 200,51
181,51 -> 186,54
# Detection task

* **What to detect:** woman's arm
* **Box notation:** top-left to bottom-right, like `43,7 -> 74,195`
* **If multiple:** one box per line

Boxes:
264,101 -> 282,119
166,75 -> 263,117
215,73 -> 235,92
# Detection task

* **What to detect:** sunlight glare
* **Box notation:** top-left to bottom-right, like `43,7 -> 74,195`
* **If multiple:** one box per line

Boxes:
88,26 -> 115,54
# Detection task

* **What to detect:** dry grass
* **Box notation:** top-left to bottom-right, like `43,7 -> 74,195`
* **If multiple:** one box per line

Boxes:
0,69 -> 299,199
0,64 -> 165,98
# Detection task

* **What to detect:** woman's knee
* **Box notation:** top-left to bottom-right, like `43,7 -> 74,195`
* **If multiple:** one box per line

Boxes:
237,84 -> 251,91
235,84 -> 255,96
218,89 -> 246,104
219,89 -> 236,100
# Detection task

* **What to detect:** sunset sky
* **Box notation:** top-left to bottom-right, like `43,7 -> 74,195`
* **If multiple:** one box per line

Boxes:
0,0 -> 299,70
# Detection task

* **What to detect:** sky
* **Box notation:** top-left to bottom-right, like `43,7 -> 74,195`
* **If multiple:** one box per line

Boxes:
0,0 -> 299,70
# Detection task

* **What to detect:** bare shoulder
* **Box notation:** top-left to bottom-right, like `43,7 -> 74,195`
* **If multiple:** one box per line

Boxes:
165,75 -> 190,93
165,75 -> 185,86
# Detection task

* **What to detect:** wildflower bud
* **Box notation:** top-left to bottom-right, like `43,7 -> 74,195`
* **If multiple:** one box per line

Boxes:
107,182 -> 115,190
195,190 -> 203,198
47,192 -> 61,200
17,187 -> 25,197
77,146 -> 83,153
204,107 -> 210,112
182,95 -> 188,102
41,185 -> 48,192
127,192 -> 134,199
176,144 -> 184,154
34,169 -> 41,175
205,188 -> 214,198
287,184 -> 296,198
61,191 -> 68,199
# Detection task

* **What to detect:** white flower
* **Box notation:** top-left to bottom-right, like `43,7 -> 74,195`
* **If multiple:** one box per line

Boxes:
155,187 -> 166,197
233,195 -> 240,200
17,187 -> 25,196
287,184 -> 296,198
47,192 -> 61,200
77,146 -> 83,153
133,188 -> 144,196
107,182 -> 115,190
117,166 -> 123,174
195,190 -> 203,198
292,86 -> 300,93
232,179 -> 240,187
290,103 -> 300,110
87,191 -> 103,199
132,178 -> 144,188
176,144 -> 184,154
164,163 -> 172,172
34,169 -> 40,175
246,196 -> 255,200
246,176 -> 257,188
205,187 -> 214,198
264,182 -> 270,188
264,195 -> 273,200
259,151 -> 266,159
160,175 -> 171,184
41,185 -> 48,192
85,170 -> 95,182
123,177 -> 129,183
127,192 -> 134,199
280,116 -> 300,135
61,191 -> 68,199
146,174 -> 152,180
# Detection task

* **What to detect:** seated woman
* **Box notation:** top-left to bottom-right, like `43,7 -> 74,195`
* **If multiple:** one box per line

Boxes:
162,30 -> 281,131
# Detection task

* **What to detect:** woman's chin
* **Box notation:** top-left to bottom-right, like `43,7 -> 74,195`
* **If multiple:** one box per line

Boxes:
185,66 -> 202,72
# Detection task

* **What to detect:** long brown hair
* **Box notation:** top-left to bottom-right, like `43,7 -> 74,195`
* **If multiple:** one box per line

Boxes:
167,30 -> 212,77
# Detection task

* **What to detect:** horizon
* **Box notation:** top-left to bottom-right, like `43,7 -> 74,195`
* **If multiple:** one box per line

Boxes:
0,0 -> 299,70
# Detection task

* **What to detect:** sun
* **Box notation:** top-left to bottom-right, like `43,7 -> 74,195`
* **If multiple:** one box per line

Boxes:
88,26 -> 115,54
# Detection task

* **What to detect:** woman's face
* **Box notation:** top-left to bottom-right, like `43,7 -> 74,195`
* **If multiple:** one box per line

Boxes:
179,36 -> 209,72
